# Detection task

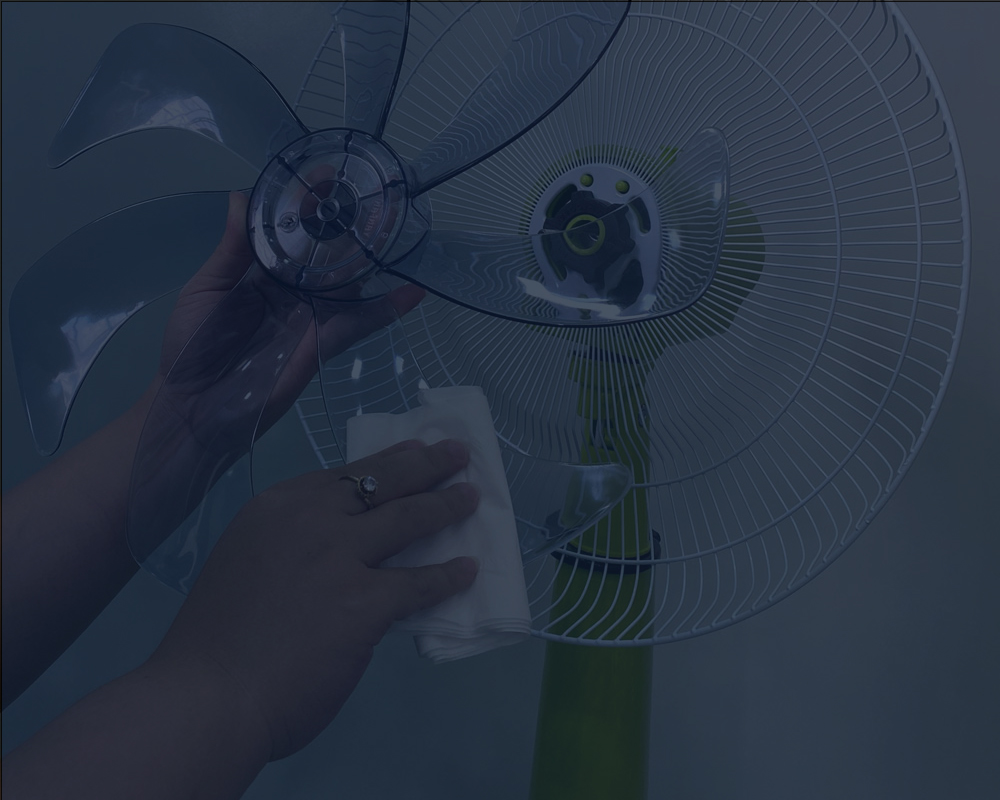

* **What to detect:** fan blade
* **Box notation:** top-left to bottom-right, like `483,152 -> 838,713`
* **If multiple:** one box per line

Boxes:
314,282 -> 633,560
335,2 -> 408,138
48,23 -> 307,171
137,455 -> 255,595
387,128 -> 730,326
649,127 -> 730,312
127,265 -> 314,590
506,449 -> 633,562
406,2 -> 630,193
9,191 -> 233,456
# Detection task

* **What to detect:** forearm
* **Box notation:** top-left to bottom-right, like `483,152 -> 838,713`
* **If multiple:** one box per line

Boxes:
2,384 -> 158,707
1,651 -> 270,799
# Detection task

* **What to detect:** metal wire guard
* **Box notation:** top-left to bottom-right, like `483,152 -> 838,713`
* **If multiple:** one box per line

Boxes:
295,2 -> 969,644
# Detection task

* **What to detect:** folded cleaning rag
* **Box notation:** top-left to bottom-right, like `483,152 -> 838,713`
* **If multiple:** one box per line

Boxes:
346,386 -> 531,663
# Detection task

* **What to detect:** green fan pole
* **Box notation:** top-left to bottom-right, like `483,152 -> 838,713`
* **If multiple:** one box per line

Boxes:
530,343 -> 657,800
528,198 -> 764,799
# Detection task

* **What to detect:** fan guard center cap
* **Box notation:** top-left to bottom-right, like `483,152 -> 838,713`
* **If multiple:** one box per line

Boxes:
248,129 -> 407,292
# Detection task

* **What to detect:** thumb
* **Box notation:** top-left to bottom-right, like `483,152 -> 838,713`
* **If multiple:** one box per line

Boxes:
197,191 -> 255,287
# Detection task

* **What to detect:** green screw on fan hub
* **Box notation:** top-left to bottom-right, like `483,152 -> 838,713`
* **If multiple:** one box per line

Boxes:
563,214 -> 607,255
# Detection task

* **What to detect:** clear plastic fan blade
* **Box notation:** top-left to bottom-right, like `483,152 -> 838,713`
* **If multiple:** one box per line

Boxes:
48,24 -> 308,171
9,191 -> 233,456
128,265 -> 314,592
503,449 -> 632,562
406,2 -> 630,194
651,127 -> 730,309
313,276 -> 633,560
335,2 -> 408,137
387,129 -> 730,326
137,454 -> 255,595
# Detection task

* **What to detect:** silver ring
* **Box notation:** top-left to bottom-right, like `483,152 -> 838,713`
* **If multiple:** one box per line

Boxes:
340,474 -> 378,509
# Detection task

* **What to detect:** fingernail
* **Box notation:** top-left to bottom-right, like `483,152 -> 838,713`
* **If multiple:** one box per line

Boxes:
455,556 -> 479,578
443,439 -> 470,464
455,482 -> 479,505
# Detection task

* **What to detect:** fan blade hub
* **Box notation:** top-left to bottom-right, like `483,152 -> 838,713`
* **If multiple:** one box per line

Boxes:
248,129 -> 423,293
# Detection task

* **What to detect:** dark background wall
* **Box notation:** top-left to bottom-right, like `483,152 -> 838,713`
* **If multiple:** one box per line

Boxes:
3,3 -> 998,798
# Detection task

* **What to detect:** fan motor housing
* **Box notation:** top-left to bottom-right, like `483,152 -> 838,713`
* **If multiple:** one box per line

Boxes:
248,129 -> 412,293
528,162 -> 662,318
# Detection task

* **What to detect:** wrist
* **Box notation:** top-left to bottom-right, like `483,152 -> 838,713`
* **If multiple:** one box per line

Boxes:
3,653 -> 271,800
141,647 -> 272,773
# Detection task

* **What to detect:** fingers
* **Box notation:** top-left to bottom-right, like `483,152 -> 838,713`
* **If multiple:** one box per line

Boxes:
354,482 -> 480,566
366,438 -> 428,459
337,439 -> 472,516
388,283 -> 426,318
379,557 -> 480,621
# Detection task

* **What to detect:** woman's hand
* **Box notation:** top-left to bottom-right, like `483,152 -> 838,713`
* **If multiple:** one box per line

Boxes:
129,187 -> 427,567
150,438 -> 480,760
3,439 -> 480,797
151,190 -> 424,433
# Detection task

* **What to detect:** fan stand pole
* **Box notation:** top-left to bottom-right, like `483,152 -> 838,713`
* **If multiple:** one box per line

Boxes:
530,348 -> 655,799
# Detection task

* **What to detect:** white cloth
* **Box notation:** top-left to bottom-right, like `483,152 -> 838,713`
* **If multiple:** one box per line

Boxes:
346,386 -> 531,663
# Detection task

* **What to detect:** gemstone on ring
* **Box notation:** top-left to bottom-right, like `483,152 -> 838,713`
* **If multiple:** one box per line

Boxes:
340,474 -> 378,509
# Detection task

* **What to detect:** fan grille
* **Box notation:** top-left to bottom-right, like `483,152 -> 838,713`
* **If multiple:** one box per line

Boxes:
295,2 -> 968,644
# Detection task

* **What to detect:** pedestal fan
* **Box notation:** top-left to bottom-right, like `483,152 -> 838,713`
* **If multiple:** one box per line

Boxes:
9,3 -> 969,799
